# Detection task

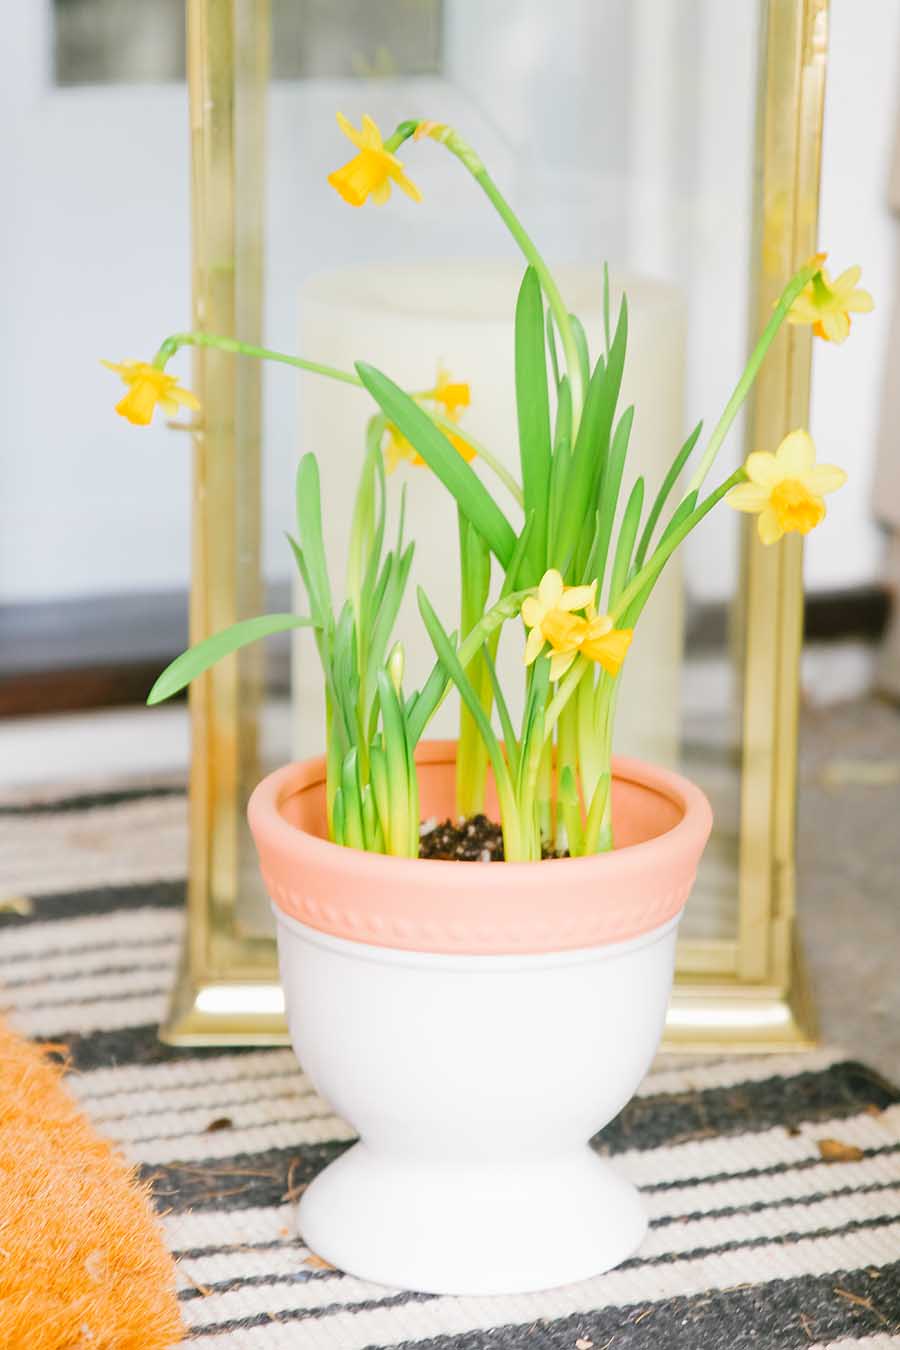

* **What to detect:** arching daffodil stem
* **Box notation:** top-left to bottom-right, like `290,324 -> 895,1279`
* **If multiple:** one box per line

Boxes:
683,257 -> 823,499
150,332 -> 522,506
404,121 -> 586,429
152,332 -> 361,388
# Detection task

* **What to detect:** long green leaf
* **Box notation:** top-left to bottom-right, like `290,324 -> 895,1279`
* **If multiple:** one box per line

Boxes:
545,307 -> 561,388
515,268 -> 552,569
347,435 -> 377,617
376,667 -> 413,857
368,741 -> 391,845
147,613 -> 315,706
608,477 -> 644,609
569,313 -> 591,397
553,296 -> 628,570
355,362 -> 516,568
295,454 -> 332,621
407,585 -> 528,746
558,763 -> 585,856
482,643 -> 519,778
602,262 -> 612,357
659,490 -> 698,548
613,473 -> 741,626
633,420 -> 703,570
331,785 -> 346,846
417,589 -> 515,815
589,405 -> 634,598
364,542 -> 415,717
341,747 -> 365,851
502,514 -> 536,596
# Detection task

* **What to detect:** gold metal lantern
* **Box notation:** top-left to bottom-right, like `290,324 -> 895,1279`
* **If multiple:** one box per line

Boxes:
162,0 -> 828,1052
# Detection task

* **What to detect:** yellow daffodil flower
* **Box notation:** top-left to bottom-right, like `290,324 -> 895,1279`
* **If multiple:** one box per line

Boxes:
103,360 -> 200,427
539,611 -> 633,680
788,256 -> 873,343
328,112 -> 422,208
430,367 -> 470,419
384,423 -> 416,473
383,366 -> 475,472
522,569 -> 598,678
727,429 -> 847,545
578,614 -> 633,677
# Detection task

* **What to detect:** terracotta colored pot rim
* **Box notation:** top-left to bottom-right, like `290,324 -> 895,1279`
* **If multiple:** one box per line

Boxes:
248,740 -> 713,955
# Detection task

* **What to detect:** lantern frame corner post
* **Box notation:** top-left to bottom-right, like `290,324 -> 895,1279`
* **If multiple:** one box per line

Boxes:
161,0 -> 287,1047
663,0 -> 827,1052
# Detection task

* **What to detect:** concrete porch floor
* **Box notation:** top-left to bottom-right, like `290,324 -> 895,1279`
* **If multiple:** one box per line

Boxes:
796,695 -> 900,1083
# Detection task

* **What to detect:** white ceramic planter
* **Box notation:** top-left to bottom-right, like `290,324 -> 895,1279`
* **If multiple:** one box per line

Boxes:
249,741 -> 712,1295
274,906 -> 680,1295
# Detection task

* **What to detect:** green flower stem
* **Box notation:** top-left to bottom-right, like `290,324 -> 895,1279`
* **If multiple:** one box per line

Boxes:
404,122 -> 586,429
153,330 -> 521,503
612,468 -> 746,626
456,509 -> 492,819
683,260 -> 819,498
542,655 -> 592,748
153,331 -> 359,387
383,123 -> 419,154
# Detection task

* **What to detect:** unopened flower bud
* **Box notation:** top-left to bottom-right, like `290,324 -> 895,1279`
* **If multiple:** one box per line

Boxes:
388,642 -> 405,693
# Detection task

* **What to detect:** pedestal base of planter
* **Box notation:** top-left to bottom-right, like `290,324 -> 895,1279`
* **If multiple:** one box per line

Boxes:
298,1141 -> 647,1295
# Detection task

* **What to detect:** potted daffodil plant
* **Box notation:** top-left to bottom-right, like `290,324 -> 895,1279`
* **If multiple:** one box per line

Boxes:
108,113 -> 870,1296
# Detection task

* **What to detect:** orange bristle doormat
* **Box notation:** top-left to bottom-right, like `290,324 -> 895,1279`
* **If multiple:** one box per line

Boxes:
0,1019 -> 183,1348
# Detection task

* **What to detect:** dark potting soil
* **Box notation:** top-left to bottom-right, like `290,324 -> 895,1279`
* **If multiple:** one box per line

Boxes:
418,815 -> 568,861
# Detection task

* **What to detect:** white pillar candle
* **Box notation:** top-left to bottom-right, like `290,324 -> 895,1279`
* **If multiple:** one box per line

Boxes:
294,261 -> 686,773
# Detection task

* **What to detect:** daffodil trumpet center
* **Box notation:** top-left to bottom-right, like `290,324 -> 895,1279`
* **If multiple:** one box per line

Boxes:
769,477 -> 825,534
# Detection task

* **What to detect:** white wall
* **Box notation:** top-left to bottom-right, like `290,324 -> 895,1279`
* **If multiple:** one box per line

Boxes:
1,0 -> 894,606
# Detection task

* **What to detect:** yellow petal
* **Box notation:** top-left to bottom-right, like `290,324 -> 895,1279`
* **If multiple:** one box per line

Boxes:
359,114 -> 384,150
820,309 -> 851,343
744,451 -> 782,488
586,613 -> 613,638
538,570 -> 564,609
171,384 -> 201,410
830,265 -> 861,296
727,482 -> 770,514
775,429 -> 816,476
757,507 -> 784,546
804,462 -> 847,496
524,626 -> 546,667
787,296 -> 819,324
549,649 -> 578,681
846,288 -> 874,314
521,596 -> 542,629
389,164 -> 423,202
335,111 -> 366,151
370,178 -> 392,206
559,583 -> 596,613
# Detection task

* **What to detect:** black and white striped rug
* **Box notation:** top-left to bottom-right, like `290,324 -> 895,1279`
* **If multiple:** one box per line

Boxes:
2,780 -> 899,1348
